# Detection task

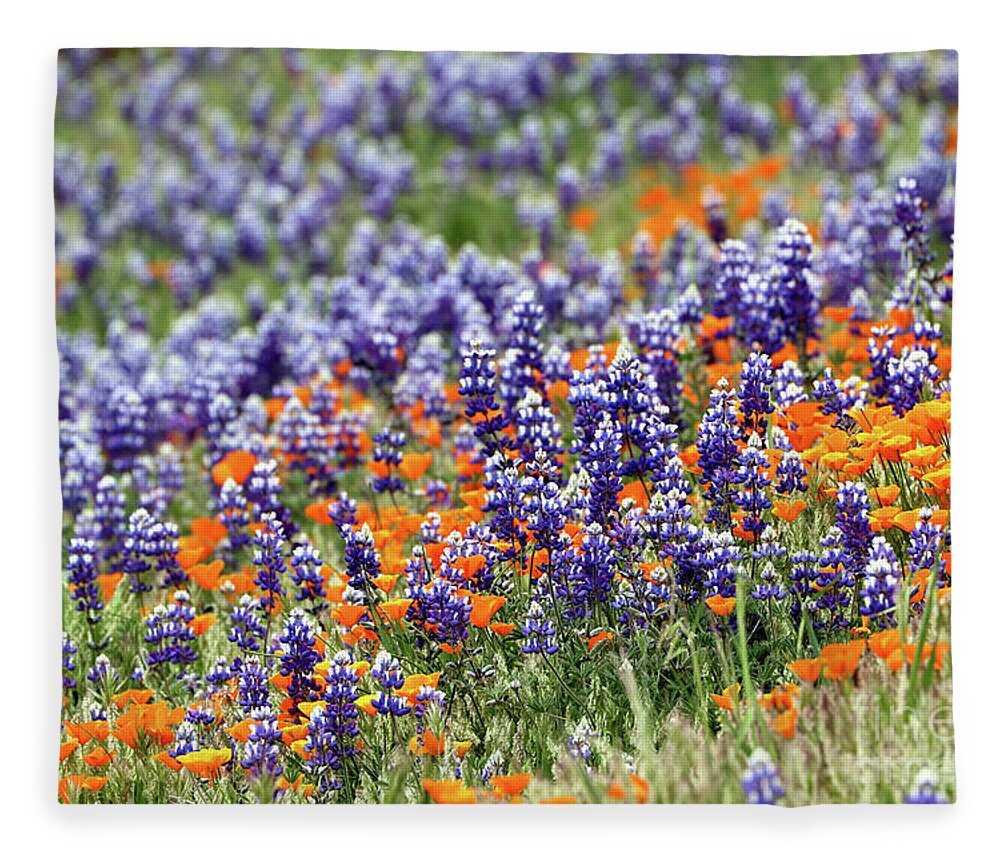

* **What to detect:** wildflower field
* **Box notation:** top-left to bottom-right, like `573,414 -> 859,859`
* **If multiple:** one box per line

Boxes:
56,49 -> 956,805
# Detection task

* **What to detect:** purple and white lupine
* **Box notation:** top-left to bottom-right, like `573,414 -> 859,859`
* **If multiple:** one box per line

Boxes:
251,512 -> 287,613
741,749 -> 786,804
903,768 -> 949,804
521,600 -> 559,655
860,536 -> 902,625
66,536 -> 103,625
229,594 -> 268,654
290,542 -> 326,608
458,340 -> 509,460
306,650 -> 361,794
371,651 -> 411,716
775,218 -> 819,352
735,436 -> 773,540
237,655 -> 272,716
144,592 -> 198,670
277,609 -> 321,708
696,380 -> 743,530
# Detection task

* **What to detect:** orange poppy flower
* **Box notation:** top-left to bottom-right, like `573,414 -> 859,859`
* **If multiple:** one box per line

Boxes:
399,451 -> 433,481
705,594 -> 737,616
820,640 -> 866,681
868,629 -> 903,659
211,450 -> 258,486
772,498 -> 806,522
82,746 -> 114,768
60,739 -> 79,762
189,612 -> 216,636
332,604 -> 367,628
64,719 -> 110,745
97,572 -> 124,603
110,688 -> 154,710
153,750 -> 183,771
492,773 -> 532,797
423,778 -> 477,804
375,598 -> 412,623
608,774 -> 650,803
787,658 -> 823,684
468,593 -> 506,628
176,546 -> 209,569
588,630 -> 615,651
710,682 -> 741,711
372,574 -> 400,593
226,718 -> 257,744
871,485 -> 901,507
305,498 -> 335,525
569,206 -> 597,232
409,730 -> 446,756
772,707 -> 797,739
399,672 -> 441,702
178,748 -> 232,780
490,622 -> 516,636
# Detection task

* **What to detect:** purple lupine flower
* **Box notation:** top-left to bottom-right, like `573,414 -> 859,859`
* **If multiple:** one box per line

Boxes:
737,352 -> 774,439
514,390 -> 564,467
218,477 -> 251,553
860,536 -> 902,625
326,492 -> 359,530
580,416 -> 624,528
885,347 -> 939,416
290,542 -> 326,607
420,577 -> 472,648
634,309 -> 684,427
894,177 -> 933,267
499,291 -> 547,417
904,768 -> 949,804
62,633 -> 78,692
704,529 -> 743,600
696,380 -> 743,530
775,450 -> 809,495
713,239 -> 753,321
741,749 -> 785,804
251,513 -> 287,613
459,340 -> 509,460
482,453 -> 527,554
908,508 -> 949,592
306,650 -> 361,794
370,427 -> 406,495
205,656 -> 234,694
277,609 -> 321,708
122,507 -> 183,594
229,594 -> 267,653
521,600 -> 559,654
98,384 -> 148,472
737,272 -> 784,355
342,522 -> 382,592
813,369 -> 868,427
371,651 -> 412,718
735,436 -> 773,540
812,528 -> 855,630
86,652 -> 118,686
775,218 -> 819,352
144,592 -> 198,669
242,714 -> 283,780
835,482 -> 875,579
66,536 -> 102,625
93,474 -> 126,565
237,655 -> 271,716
